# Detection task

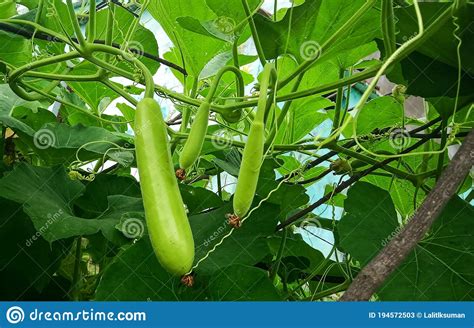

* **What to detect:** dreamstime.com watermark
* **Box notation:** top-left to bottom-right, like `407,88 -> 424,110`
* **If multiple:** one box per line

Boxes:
33,128 -> 56,150
25,209 -> 64,247
5,306 -> 146,324
381,225 -> 403,247
203,219 -> 229,247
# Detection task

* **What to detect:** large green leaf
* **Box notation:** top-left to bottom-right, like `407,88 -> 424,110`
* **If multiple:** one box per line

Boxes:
390,3 -> 474,98
0,163 -> 122,242
95,239 -> 184,301
254,0 -> 380,63
338,182 -> 474,300
257,160 -> 310,221
0,30 -> 32,67
148,0 -> 229,78
0,84 -> 43,132
96,198 -> 282,300
0,0 -> 17,18
267,234 -> 344,279
94,6 -> 160,75
363,175 -> 425,218
190,202 -> 279,275
208,264 -> 281,301
274,96 -> 331,144
0,197 -> 71,300
16,122 -> 130,165
67,63 -> 119,112
355,96 -> 403,135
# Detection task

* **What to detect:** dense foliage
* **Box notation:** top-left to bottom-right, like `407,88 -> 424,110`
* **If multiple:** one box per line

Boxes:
0,0 -> 472,301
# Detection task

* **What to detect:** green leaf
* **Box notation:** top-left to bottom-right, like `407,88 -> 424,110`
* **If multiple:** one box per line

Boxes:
390,3 -> 474,98
74,174 -> 141,217
179,184 -> 223,215
267,233 -> 342,278
257,160 -> 310,220
0,30 -> 31,67
338,182 -> 399,266
356,96 -> 403,135
0,0 -> 17,18
275,96 -> 331,144
0,163 -> 124,242
95,239 -> 184,301
15,122 -> 130,165
94,6 -> 160,75
67,63 -> 119,112
254,0 -> 380,63
0,84 -> 43,133
338,182 -> 474,300
363,175 -> 425,218
0,197 -> 71,299
148,0 -> 229,78
208,264 -> 281,301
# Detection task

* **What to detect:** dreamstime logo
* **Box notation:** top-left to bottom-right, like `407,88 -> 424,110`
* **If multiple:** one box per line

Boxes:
402,32 -> 418,41
298,217 -> 323,237
211,129 -> 234,150
123,40 -> 145,61
381,225 -> 403,247
389,129 -> 411,150
25,209 -> 64,247
122,218 -> 145,239
213,16 -> 235,35
33,128 -> 56,150
203,219 -> 228,247
299,41 -> 322,61
6,306 -> 25,324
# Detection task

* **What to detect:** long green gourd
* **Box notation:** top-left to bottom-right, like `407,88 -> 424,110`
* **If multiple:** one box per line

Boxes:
135,98 -> 194,276
179,66 -> 245,172
233,63 -> 277,218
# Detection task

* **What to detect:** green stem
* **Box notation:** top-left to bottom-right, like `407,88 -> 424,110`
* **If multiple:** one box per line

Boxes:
206,65 -> 245,104
269,228 -> 287,283
87,0 -> 97,43
232,38 -> 240,68
436,118 -> 448,179
331,68 -> 345,132
241,0 -> 266,66
266,73 -> 304,146
273,0 -> 278,21
8,51 -> 80,83
278,0 -> 377,88
171,130 -> 320,151
24,71 -> 100,81
102,79 -> 138,106
103,1 -> 115,63
286,247 -> 336,299
71,237 -> 83,301
339,68 -> 353,125
0,19 -> 73,44
255,64 -> 278,124
329,143 -> 418,184
93,157 -> 104,173
180,77 -> 198,133
304,281 -> 350,301
65,0 -> 87,49
21,82 -> 130,124
86,43 -> 155,97
381,0 -> 396,57
217,171 -> 223,199
8,52 -> 79,101
0,126 -> 5,168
